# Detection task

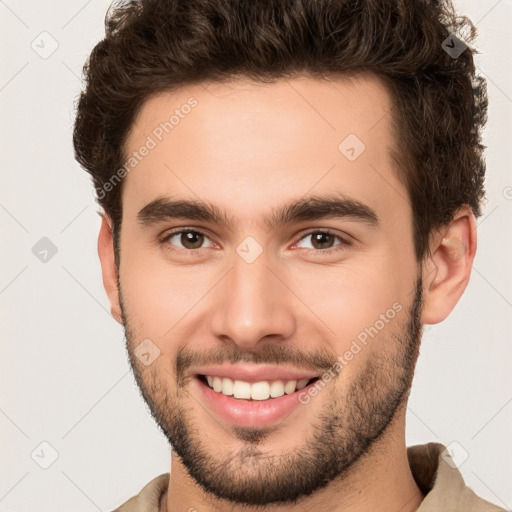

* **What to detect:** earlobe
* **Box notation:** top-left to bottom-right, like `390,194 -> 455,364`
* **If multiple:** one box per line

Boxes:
97,213 -> 123,324
421,207 -> 477,325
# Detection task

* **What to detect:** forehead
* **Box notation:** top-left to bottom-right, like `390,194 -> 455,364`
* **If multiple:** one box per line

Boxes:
127,73 -> 395,153
121,74 -> 407,229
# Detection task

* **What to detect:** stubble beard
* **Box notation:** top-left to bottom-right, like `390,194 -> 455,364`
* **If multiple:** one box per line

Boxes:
121,277 -> 424,506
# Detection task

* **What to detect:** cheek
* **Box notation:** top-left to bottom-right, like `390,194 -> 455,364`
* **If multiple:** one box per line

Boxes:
288,258 -> 413,362
119,243 -> 216,340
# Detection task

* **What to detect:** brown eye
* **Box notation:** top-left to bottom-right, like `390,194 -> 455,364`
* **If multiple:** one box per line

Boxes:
310,232 -> 336,250
164,230 -> 211,250
295,230 -> 349,253
180,231 -> 204,249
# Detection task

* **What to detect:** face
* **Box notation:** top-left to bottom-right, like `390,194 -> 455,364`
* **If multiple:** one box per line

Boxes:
116,75 -> 424,505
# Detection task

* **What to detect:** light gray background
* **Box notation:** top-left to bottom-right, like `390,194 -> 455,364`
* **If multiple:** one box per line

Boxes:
1,1 -> 511,510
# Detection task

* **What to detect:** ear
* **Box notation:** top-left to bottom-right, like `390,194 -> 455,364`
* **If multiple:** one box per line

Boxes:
421,206 -> 477,325
98,213 -> 123,324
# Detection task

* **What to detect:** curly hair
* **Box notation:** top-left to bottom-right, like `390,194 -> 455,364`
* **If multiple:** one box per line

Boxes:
73,0 -> 488,261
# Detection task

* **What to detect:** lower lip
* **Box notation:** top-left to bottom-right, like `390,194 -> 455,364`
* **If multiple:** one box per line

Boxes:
194,376 -> 316,428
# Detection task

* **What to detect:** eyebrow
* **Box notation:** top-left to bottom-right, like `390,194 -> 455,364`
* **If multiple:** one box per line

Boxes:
137,193 -> 379,231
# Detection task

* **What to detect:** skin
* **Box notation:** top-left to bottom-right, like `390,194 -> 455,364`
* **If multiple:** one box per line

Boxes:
98,74 -> 477,512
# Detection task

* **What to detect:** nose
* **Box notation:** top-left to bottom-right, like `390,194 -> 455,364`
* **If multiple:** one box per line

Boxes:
209,250 -> 297,351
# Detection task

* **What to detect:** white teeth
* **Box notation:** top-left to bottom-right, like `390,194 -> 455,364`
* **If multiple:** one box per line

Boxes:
204,375 -> 312,400
251,381 -> 270,400
297,378 -> 309,390
284,380 -> 297,395
212,376 -> 222,392
269,380 -> 285,398
221,377 -> 233,396
233,380 -> 251,399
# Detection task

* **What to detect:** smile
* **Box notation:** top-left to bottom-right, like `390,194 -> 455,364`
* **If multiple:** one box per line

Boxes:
200,375 -> 318,401
191,365 -> 323,427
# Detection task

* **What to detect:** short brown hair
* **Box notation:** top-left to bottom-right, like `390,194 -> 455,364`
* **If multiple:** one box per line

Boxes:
73,0 -> 488,260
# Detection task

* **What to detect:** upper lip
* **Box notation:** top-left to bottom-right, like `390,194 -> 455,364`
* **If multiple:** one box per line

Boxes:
193,364 -> 321,383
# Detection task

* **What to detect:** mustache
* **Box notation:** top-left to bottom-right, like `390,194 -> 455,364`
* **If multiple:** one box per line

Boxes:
175,344 -> 339,386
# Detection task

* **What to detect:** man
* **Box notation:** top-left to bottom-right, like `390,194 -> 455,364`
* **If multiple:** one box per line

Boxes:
73,0 -> 504,510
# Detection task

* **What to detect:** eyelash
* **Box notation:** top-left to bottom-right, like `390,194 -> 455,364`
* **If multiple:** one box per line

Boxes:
159,228 -> 351,255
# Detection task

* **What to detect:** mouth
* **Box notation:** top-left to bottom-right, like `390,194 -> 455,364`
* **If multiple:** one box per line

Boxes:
198,374 -> 320,401
192,367 -> 323,428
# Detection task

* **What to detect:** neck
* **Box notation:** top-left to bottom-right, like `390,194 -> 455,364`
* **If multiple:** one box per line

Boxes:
162,405 -> 424,512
